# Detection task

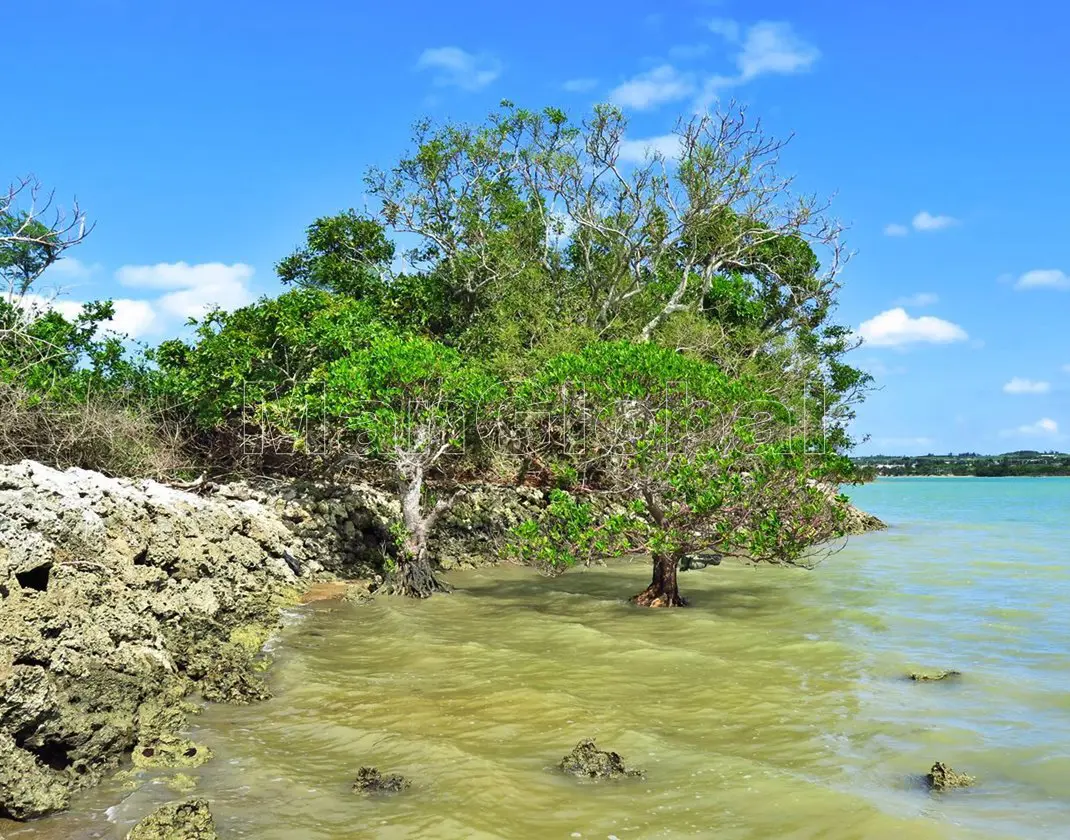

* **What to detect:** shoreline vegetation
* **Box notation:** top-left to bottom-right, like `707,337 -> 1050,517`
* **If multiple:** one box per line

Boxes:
854,451 -> 1070,478
1,100 -> 892,828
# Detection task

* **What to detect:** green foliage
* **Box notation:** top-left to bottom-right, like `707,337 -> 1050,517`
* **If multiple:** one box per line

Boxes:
505,490 -> 636,575
0,213 -> 61,296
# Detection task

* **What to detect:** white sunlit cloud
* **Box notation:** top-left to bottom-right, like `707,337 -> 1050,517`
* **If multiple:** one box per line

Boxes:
912,211 -> 959,232
696,21 -> 820,109
1013,269 -> 1070,291
117,262 -> 256,321
11,292 -> 159,339
1001,418 -> 1060,438
857,308 -> 968,347
1003,378 -> 1051,395
416,46 -> 501,91
609,65 -> 695,110
894,292 -> 939,307
884,212 -> 960,236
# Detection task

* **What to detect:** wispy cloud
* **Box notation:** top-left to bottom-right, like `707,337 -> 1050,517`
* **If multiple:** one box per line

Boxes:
1001,418 -> 1060,438
1014,269 -> 1070,291
1003,378 -> 1051,395
563,77 -> 598,93
609,65 -> 695,110
857,307 -> 968,347
618,134 -> 682,163
42,256 -> 102,282
416,47 -> 501,91
894,292 -> 939,307
912,211 -> 959,232
696,20 -> 819,109
884,212 -> 959,236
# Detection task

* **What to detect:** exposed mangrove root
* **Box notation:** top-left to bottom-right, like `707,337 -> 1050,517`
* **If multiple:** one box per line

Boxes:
631,552 -> 687,608
383,555 -> 453,599
558,739 -> 643,779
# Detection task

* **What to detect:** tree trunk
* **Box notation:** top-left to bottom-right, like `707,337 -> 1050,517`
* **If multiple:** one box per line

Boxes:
389,540 -> 451,599
631,552 -> 687,607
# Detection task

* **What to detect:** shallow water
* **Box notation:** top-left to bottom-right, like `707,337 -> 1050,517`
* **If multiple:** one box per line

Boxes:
8,477 -> 1070,839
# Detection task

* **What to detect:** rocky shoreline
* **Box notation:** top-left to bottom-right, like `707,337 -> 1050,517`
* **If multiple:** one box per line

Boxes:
0,460 -> 885,823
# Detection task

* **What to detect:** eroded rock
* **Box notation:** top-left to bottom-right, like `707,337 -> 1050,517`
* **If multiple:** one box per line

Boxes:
132,735 -> 212,770
558,739 -> 643,779
125,798 -> 218,839
352,766 -> 410,794
0,461 -> 313,820
926,761 -> 976,791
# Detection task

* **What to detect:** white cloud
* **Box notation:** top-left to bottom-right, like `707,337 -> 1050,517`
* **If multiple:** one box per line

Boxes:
609,65 -> 695,110
1001,418 -> 1060,438
416,47 -> 501,91
12,292 -> 158,339
117,262 -> 256,320
857,307 -> 968,347
737,22 -> 821,81
912,211 -> 959,232
1063,364 -> 1070,374
883,223 -> 909,237
1013,269 -> 1070,291
563,77 -> 598,93
694,21 -> 819,110
618,134 -> 682,163
1003,377 -> 1051,395
894,292 -> 939,307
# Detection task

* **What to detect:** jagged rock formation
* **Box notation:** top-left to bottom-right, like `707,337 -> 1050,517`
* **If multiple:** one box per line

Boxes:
0,461 -> 312,820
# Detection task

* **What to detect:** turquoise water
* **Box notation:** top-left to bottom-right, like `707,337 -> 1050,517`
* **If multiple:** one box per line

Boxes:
836,477 -> 1070,838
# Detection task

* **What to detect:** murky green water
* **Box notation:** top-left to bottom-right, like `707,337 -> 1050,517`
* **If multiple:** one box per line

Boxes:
8,478 -> 1070,839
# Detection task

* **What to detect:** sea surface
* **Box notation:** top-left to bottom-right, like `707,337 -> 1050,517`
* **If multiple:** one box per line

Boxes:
9,477 -> 1070,839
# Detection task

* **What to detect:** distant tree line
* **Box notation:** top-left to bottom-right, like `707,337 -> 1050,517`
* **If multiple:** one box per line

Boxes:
853,452 -> 1070,478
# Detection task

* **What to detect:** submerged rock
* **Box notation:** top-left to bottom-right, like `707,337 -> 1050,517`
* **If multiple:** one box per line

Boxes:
125,798 -> 218,839
926,761 -> 976,791
558,739 -> 643,779
352,766 -> 410,794
909,670 -> 962,682
165,773 -> 198,794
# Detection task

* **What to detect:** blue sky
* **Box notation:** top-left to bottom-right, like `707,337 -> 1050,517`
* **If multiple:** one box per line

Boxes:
5,0 -> 1068,454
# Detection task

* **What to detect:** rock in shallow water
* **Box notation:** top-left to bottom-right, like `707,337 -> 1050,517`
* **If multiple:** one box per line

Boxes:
353,766 -> 410,793
909,670 -> 962,682
558,739 -> 643,779
125,798 -> 218,839
926,761 -> 976,791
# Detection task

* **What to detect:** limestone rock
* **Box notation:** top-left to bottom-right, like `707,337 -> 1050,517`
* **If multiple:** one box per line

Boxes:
125,798 -> 218,839
926,761 -> 976,791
